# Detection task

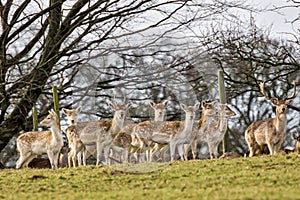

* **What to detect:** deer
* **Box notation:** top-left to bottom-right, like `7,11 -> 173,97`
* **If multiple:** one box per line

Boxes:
110,100 -> 169,163
65,102 -> 131,166
186,101 -> 218,160
245,80 -> 297,157
66,125 -> 86,168
16,110 -> 64,169
62,106 -> 87,167
62,107 -> 82,125
292,130 -> 300,154
135,102 -> 200,162
202,103 -> 236,159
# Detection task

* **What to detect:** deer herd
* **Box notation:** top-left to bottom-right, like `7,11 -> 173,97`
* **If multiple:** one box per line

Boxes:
15,80 -> 298,169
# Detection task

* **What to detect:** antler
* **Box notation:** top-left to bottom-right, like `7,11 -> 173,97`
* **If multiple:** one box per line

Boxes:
285,80 -> 297,100
259,81 -> 271,101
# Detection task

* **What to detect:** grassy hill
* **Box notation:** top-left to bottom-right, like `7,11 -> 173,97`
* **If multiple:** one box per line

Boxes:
0,154 -> 299,200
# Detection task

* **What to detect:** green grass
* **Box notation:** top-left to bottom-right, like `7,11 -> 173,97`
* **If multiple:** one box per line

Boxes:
0,154 -> 299,200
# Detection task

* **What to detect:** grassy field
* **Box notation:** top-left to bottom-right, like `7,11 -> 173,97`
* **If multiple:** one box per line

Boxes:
0,154 -> 299,200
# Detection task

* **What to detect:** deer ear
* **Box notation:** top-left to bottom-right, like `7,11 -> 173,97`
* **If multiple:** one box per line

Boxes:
149,101 -> 155,108
62,108 -> 68,115
76,106 -> 82,113
108,103 -> 116,109
201,101 -> 205,108
180,103 -> 187,111
285,98 -> 294,105
163,100 -> 169,106
126,102 -> 132,108
194,102 -> 200,110
270,98 -> 279,105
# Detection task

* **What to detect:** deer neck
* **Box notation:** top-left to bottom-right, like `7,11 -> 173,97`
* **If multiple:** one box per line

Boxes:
199,111 -> 213,131
183,115 -> 194,133
217,111 -> 228,134
50,124 -> 63,143
274,112 -> 287,133
154,115 -> 164,122
110,115 -> 125,135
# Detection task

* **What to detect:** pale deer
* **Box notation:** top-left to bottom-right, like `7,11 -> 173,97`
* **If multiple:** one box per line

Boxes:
111,100 -> 169,163
245,80 -> 297,157
204,103 -> 236,159
68,102 -> 131,165
137,102 -> 200,162
62,107 -> 82,125
66,125 -> 86,168
63,106 -> 86,167
16,110 -> 63,169
187,101 -> 218,159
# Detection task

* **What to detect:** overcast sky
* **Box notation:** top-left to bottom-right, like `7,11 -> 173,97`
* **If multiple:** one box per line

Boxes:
250,0 -> 299,39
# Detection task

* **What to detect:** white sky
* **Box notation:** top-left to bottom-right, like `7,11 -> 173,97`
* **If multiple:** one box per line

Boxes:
250,0 -> 299,39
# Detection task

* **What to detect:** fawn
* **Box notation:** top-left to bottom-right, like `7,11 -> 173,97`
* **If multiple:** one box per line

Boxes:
16,110 -> 63,169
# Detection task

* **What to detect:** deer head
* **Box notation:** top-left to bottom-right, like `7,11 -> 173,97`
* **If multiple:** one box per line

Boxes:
149,100 -> 169,121
40,109 -> 59,127
62,107 -> 82,124
259,80 -> 296,115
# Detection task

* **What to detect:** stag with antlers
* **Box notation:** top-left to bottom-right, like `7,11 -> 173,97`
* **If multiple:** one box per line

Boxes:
245,80 -> 297,157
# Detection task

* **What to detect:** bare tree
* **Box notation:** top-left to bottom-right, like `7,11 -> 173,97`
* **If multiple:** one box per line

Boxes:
0,0 -> 248,154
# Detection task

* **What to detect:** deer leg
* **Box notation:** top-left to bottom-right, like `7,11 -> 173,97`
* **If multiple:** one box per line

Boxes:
177,143 -> 185,161
266,142 -> 274,155
169,140 -> 176,162
207,143 -> 214,159
68,152 -> 72,168
77,151 -> 82,166
23,154 -> 36,168
16,154 -> 29,169
47,150 -> 55,169
103,145 -> 110,166
53,152 -> 60,168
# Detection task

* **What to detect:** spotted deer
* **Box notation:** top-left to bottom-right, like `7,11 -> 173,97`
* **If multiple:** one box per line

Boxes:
187,101 -> 218,159
66,125 -> 86,168
137,102 -> 200,162
245,80 -> 297,157
68,102 -> 131,165
62,107 -> 82,125
203,104 -> 236,159
16,110 -> 63,169
63,106 -> 86,167
111,100 -> 169,163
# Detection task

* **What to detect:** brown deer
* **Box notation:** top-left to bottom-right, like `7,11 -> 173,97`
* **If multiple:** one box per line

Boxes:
16,110 -> 63,169
245,80 -> 297,157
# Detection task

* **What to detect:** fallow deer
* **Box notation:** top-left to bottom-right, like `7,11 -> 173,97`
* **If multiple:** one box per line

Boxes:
111,100 -> 169,163
16,110 -> 63,169
66,125 -> 86,168
292,130 -> 300,154
63,106 -> 87,167
203,103 -> 236,159
62,107 -> 82,125
136,102 -> 200,162
245,80 -> 297,157
67,102 -> 131,165
187,101 -> 218,159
